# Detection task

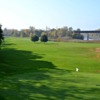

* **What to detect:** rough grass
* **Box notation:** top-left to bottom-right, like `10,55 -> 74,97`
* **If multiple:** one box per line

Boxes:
0,37 -> 100,100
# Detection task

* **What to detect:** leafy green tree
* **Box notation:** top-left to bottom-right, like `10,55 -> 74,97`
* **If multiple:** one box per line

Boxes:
41,32 -> 48,42
31,34 -> 39,42
68,27 -> 73,36
0,25 -> 4,45
72,33 -> 84,40
11,29 -> 19,37
35,29 -> 43,37
72,28 -> 84,40
48,29 -> 58,39
19,29 -> 29,37
57,28 -> 63,37
29,26 -> 35,34
20,31 -> 24,38
30,32 -> 33,39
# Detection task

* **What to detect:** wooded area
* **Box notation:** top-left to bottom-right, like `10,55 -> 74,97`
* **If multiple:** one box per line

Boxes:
3,26 -> 84,41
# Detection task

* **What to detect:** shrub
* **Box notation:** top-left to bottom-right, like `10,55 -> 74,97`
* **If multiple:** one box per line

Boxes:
31,34 -> 39,42
40,34 -> 48,42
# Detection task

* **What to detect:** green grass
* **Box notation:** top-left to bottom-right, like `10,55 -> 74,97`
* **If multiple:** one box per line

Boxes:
0,37 -> 100,100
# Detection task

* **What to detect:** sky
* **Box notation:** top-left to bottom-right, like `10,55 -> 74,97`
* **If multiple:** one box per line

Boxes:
0,0 -> 100,30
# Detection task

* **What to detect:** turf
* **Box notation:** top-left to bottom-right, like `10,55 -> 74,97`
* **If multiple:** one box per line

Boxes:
0,37 -> 100,100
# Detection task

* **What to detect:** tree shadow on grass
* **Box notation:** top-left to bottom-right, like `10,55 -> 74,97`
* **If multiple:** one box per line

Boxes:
3,43 -> 16,46
1,43 -> 16,48
0,48 -> 58,76
0,48 -> 55,99
0,48 -> 98,100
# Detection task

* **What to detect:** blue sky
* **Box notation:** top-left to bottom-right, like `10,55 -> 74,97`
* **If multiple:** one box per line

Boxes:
0,0 -> 100,30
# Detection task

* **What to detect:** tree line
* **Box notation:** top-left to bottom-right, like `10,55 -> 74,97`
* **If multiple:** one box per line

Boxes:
3,26 -> 84,42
